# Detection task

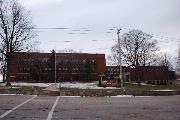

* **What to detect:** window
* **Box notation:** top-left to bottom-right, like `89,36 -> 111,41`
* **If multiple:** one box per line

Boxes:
82,60 -> 86,63
27,68 -> 29,72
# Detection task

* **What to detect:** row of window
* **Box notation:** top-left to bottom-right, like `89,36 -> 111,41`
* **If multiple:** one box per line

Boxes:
107,68 -> 120,73
18,67 -> 95,73
17,73 -> 96,81
18,58 -> 96,65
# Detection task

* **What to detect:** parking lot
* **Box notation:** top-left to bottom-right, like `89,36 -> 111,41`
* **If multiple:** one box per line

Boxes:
0,95 -> 180,120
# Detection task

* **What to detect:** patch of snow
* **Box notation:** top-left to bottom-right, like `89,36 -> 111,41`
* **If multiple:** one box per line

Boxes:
43,84 -> 59,91
11,87 -> 21,89
111,95 -> 133,97
131,82 -> 148,86
135,96 -> 152,97
0,83 -> 6,86
59,96 -> 81,97
11,82 -> 52,87
131,82 -> 157,86
140,83 -> 148,85
0,94 -> 37,96
110,95 -> 152,98
59,81 -> 121,89
0,74 -> 3,82
0,94 -> 17,95
151,89 -> 176,92
2,81 -> 120,89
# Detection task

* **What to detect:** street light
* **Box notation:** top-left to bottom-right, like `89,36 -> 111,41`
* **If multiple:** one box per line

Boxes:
99,72 -> 105,87
55,49 -> 56,84
117,28 -> 123,88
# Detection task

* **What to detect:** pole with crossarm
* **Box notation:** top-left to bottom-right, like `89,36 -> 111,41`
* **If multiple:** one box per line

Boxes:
54,49 -> 56,83
117,28 -> 123,88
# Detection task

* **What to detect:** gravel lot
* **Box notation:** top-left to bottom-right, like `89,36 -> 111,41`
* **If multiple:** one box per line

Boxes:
0,95 -> 180,120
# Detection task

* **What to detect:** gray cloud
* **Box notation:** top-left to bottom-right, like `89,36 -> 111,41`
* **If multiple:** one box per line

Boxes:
20,0 -> 180,61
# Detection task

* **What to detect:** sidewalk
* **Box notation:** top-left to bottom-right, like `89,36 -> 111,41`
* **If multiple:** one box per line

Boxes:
43,84 -> 59,91
42,84 -> 60,96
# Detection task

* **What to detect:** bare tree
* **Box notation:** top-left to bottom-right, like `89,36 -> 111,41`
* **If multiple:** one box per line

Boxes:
0,0 -> 36,86
108,29 -> 158,67
107,46 -> 119,65
154,53 -> 174,71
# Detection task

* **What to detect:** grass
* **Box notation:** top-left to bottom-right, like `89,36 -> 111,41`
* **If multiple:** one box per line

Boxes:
1,82 -> 179,96
124,83 -> 180,92
8,86 -> 33,94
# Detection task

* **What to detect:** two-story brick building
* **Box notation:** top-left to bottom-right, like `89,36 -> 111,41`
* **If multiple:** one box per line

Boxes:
8,52 -> 106,83
7,52 -> 176,85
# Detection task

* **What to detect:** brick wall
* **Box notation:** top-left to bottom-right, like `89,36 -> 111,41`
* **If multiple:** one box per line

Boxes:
8,52 -> 106,83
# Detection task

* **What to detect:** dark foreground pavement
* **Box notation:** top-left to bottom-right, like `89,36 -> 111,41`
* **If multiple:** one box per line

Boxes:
0,95 -> 180,120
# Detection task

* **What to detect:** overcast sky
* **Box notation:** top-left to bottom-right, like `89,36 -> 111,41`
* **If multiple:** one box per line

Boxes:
19,0 -> 180,62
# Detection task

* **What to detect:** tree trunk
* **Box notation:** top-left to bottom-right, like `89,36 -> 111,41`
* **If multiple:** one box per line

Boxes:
2,68 -> 5,83
5,53 -> 11,86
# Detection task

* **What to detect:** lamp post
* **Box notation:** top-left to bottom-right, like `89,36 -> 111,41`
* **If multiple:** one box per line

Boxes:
54,49 -> 56,83
99,72 -> 105,87
117,28 -> 123,88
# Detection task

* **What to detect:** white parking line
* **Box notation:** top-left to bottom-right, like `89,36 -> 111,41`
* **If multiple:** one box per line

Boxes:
0,95 -> 37,119
46,96 -> 60,120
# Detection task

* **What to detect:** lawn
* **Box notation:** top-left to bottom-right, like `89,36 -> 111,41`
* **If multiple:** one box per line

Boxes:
124,83 -> 180,92
0,82 -> 179,96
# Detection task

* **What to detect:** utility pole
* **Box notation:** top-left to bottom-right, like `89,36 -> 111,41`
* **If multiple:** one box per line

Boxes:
135,41 -> 140,85
70,53 -> 73,82
99,72 -> 105,87
54,49 -> 56,83
135,41 -> 139,67
117,28 -> 123,88
164,53 -> 167,66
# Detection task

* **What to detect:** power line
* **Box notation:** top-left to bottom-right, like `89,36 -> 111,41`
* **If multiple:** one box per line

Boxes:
25,27 -> 69,30
26,26 -> 180,45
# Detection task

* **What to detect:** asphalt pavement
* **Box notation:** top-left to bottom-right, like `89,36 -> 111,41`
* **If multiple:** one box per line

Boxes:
0,95 -> 180,120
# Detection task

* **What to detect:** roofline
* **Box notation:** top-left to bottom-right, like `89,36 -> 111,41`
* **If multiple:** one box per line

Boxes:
12,52 -> 105,55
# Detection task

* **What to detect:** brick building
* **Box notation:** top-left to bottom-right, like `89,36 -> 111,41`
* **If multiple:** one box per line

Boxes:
7,52 -> 176,85
106,66 -> 130,82
8,52 -> 106,83
106,66 -> 176,85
